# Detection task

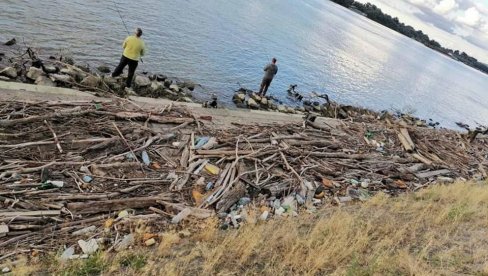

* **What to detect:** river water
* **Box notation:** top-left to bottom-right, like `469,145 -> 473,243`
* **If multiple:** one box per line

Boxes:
1,0 -> 487,128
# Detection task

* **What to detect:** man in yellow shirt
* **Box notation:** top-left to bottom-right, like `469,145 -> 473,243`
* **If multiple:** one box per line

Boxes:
112,28 -> 146,89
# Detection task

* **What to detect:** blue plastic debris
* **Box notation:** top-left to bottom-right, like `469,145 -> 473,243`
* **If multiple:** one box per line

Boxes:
205,182 -> 214,191
141,151 -> 150,165
194,137 -> 210,149
82,175 -> 93,183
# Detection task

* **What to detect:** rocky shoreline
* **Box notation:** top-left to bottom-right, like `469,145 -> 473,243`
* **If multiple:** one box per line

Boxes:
0,39 -> 453,130
0,42 -> 198,102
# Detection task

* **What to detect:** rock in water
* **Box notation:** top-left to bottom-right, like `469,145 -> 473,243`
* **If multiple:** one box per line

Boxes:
169,84 -> 180,92
97,65 -> 111,74
26,67 -> 44,80
233,93 -> 246,103
4,38 -> 16,46
251,93 -> 262,102
134,75 -> 151,87
35,76 -> 56,87
63,57 -> 75,65
260,97 -> 268,106
247,98 -> 259,109
156,74 -> 167,81
0,67 -> 18,79
183,81 -> 196,91
80,76 -> 100,88
277,105 -> 286,113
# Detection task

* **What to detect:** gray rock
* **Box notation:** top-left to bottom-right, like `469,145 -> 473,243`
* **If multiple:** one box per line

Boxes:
97,65 -> 111,74
260,97 -> 268,106
150,81 -> 164,92
277,105 -> 286,112
182,97 -> 193,103
26,67 -> 44,80
181,87 -> 192,97
63,57 -> 75,65
0,76 -> 12,82
43,65 -> 58,73
0,67 -> 17,78
156,74 -> 167,81
247,98 -> 259,109
233,93 -> 246,103
80,76 -> 100,88
35,76 -> 56,87
251,93 -> 262,102
60,67 -> 85,82
164,79 -> 172,87
134,75 -> 151,87
183,81 -> 196,91
169,84 -> 180,92
285,106 -> 296,114
50,74 -> 73,83
164,89 -> 178,98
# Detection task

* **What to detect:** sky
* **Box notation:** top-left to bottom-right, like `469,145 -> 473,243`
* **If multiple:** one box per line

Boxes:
356,0 -> 488,63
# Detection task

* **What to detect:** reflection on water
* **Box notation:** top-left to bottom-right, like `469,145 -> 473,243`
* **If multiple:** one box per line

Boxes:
0,0 -> 487,128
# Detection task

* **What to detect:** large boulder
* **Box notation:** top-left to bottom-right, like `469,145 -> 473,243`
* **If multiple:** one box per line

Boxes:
233,93 -> 246,103
260,97 -> 268,106
181,87 -> 192,97
50,74 -> 73,83
247,98 -> 259,109
169,84 -> 180,92
43,65 -> 58,74
277,105 -> 286,113
156,74 -> 167,82
97,65 -> 111,74
183,81 -> 196,91
164,79 -> 172,88
134,75 -> 151,87
0,67 -> 18,79
60,67 -> 85,82
150,81 -> 164,92
251,93 -> 262,102
26,67 -> 44,80
80,76 -> 100,88
35,76 -> 56,87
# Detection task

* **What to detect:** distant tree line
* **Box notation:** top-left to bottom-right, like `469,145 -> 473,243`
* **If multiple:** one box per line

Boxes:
330,0 -> 488,74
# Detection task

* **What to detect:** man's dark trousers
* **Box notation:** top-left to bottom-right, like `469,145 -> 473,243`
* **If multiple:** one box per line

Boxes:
112,55 -> 138,88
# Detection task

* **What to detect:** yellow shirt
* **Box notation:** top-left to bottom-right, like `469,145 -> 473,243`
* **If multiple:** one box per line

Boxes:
122,36 -> 145,61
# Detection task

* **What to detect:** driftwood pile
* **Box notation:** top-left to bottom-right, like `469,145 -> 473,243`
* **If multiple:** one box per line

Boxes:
0,99 -> 487,259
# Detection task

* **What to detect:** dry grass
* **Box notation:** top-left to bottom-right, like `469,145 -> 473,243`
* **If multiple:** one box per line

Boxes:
19,181 -> 488,275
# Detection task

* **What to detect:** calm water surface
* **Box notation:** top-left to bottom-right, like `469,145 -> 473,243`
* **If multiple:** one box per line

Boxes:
1,0 -> 487,128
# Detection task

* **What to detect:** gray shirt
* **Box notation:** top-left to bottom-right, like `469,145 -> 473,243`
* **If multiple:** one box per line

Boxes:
263,63 -> 278,80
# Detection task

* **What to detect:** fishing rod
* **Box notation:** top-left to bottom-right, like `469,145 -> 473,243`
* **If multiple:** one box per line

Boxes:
112,0 -> 144,64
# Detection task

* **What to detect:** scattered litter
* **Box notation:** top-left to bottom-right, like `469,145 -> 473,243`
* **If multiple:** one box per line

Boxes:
60,246 -> 75,261
141,151 -> 151,165
115,234 -> 134,252
144,238 -> 156,246
78,239 -> 99,255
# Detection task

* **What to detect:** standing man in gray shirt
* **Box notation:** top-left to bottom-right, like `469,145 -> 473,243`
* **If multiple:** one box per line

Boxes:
259,58 -> 278,96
